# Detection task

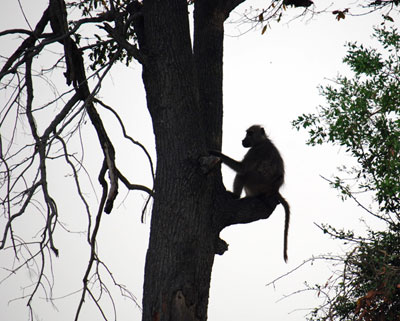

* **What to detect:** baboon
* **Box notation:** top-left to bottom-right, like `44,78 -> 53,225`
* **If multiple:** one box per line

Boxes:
210,125 -> 290,262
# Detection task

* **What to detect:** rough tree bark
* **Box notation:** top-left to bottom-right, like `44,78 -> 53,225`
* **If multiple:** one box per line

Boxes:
140,1 -> 278,320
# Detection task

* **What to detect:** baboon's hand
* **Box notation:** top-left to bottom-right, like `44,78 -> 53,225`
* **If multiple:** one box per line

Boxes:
199,155 -> 221,174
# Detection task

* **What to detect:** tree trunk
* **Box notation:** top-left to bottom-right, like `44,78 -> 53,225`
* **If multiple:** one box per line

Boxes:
141,1 -> 215,320
140,1 -> 277,320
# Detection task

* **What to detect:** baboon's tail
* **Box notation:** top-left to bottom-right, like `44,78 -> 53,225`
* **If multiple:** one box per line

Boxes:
278,193 -> 290,263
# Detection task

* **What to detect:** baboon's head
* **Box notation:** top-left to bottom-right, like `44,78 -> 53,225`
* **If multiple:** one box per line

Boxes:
242,125 -> 268,148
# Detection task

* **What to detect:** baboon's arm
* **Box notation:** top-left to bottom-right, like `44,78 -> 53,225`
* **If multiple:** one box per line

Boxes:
209,150 -> 244,173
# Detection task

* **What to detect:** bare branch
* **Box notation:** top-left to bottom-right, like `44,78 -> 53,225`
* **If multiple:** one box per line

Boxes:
75,161 -> 108,321
320,175 -> 393,224
41,92 -> 81,140
0,6 -> 50,80
27,245 -> 46,308
26,54 -> 59,256
54,134 -> 92,221
94,98 -> 155,183
0,182 -> 41,250
0,29 -> 34,37
117,169 -> 154,197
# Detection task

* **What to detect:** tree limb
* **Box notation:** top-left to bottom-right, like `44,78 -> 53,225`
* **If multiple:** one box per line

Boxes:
75,161 -> 108,321
94,98 -> 155,182
0,7 -> 50,80
0,29 -> 34,36
41,92 -> 81,140
101,23 -> 145,65
117,170 -> 154,197
215,193 -> 280,231
200,155 -> 279,230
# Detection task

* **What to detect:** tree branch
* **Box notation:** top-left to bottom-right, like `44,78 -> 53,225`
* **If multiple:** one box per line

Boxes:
215,193 -> 280,231
101,23 -> 145,65
45,0 -> 122,214
75,161 -> 108,321
200,156 -> 279,231
0,29 -> 33,36
94,98 -> 155,182
0,7 -> 50,80
41,92 -> 81,140
117,170 -> 154,197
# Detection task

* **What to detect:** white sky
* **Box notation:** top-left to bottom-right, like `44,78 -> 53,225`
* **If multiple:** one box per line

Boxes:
0,1 -> 393,321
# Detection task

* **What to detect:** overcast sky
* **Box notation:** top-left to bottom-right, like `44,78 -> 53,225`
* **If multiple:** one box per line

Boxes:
0,1 -> 392,321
